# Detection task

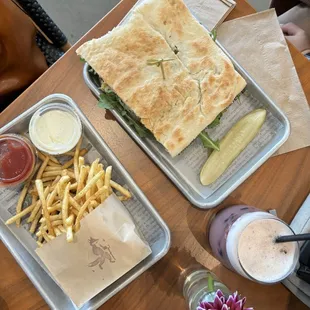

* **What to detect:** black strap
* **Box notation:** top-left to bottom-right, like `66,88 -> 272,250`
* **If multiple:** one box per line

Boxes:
14,0 -> 68,48
36,33 -> 64,67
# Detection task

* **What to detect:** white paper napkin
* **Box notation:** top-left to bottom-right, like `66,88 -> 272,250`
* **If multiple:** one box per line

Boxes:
185,0 -> 236,30
217,9 -> 310,155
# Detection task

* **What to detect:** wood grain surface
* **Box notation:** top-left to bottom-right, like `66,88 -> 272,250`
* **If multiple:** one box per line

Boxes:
1,0 -> 310,309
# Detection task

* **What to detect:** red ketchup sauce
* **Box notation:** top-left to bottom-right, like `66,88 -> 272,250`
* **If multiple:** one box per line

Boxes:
0,135 -> 35,187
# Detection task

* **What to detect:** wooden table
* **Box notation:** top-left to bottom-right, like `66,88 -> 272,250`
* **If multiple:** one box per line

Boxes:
1,0 -> 310,309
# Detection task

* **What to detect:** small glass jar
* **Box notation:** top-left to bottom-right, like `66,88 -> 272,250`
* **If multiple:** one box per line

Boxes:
180,265 -> 230,310
29,103 -> 82,155
0,134 -> 36,187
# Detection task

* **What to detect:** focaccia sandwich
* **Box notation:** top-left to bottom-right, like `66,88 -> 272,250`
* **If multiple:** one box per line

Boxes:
76,0 -> 246,157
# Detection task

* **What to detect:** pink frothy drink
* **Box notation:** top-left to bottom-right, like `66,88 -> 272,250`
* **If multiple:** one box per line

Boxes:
208,205 -> 299,283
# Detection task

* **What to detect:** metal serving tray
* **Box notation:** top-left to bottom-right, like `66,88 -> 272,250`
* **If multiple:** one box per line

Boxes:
82,0 -> 290,209
0,94 -> 171,310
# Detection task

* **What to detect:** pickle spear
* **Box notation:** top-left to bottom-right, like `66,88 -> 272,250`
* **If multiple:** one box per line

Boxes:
200,109 -> 267,186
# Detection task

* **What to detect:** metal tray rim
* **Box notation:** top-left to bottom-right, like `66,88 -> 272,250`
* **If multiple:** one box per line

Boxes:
83,65 -> 290,209
0,93 -> 171,309
81,0 -> 291,209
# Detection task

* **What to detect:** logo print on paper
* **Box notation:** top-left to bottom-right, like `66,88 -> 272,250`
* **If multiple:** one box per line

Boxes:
87,237 -> 116,270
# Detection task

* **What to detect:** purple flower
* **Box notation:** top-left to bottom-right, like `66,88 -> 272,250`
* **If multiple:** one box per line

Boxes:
197,290 -> 254,310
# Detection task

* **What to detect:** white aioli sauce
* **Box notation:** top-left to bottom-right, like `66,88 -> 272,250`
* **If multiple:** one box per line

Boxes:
30,109 -> 81,154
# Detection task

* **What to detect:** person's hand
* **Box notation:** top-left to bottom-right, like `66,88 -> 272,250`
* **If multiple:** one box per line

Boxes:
281,23 -> 310,53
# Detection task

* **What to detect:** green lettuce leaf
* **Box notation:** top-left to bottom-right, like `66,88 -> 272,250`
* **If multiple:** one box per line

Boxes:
199,132 -> 220,151
98,92 -> 153,138
208,112 -> 223,129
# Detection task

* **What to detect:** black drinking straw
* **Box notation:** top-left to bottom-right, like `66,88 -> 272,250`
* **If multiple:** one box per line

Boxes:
276,233 -> 310,243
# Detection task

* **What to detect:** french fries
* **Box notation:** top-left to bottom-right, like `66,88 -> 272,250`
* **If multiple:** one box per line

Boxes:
74,138 -> 82,180
105,166 -> 112,194
78,156 -> 85,170
27,186 -> 50,223
66,225 -> 74,243
47,202 -> 62,213
110,180 -> 131,199
5,137 -> 132,247
77,165 -> 88,193
42,170 -> 63,178
70,183 -> 78,191
47,187 -> 58,208
75,170 -> 104,201
62,148 -> 88,169
36,180 -> 55,237
64,148 -> 88,157
58,225 -> 66,233
75,186 -> 108,231
62,182 -> 70,227
41,176 -> 56,183
57,175 -> 70,199
29,209 -> 42,234
38,151 -> 61,167
54,227 -> 62,237
69,196 -> 82,211
51,175 -> 61,188
16,181 -> 31,227
5,204 -> 36,225
37,155 -> 50,179
45,166 -> 63,172
86,159 -> 99,199
96,164 -> 105,203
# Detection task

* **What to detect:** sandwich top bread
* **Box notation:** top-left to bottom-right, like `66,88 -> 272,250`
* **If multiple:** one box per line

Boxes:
77,0 -> 246,157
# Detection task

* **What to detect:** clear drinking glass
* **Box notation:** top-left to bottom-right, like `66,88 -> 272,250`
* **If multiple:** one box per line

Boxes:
180,265 -> 230,310
208,205 -> 299,284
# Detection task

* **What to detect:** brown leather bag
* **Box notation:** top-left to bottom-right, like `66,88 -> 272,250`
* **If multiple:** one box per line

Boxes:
0,0 -> 47,108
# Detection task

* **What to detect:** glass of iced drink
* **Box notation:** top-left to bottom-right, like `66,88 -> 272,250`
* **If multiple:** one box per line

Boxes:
208,205 -> 299,284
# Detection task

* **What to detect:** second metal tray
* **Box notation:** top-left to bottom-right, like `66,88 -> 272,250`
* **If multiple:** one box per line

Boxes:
82,0 -> 290,209
83,59 -> 289,209
0,94 -> 171,310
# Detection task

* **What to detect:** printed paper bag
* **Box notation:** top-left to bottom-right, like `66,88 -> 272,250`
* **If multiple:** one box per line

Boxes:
36,194 -> 152,307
